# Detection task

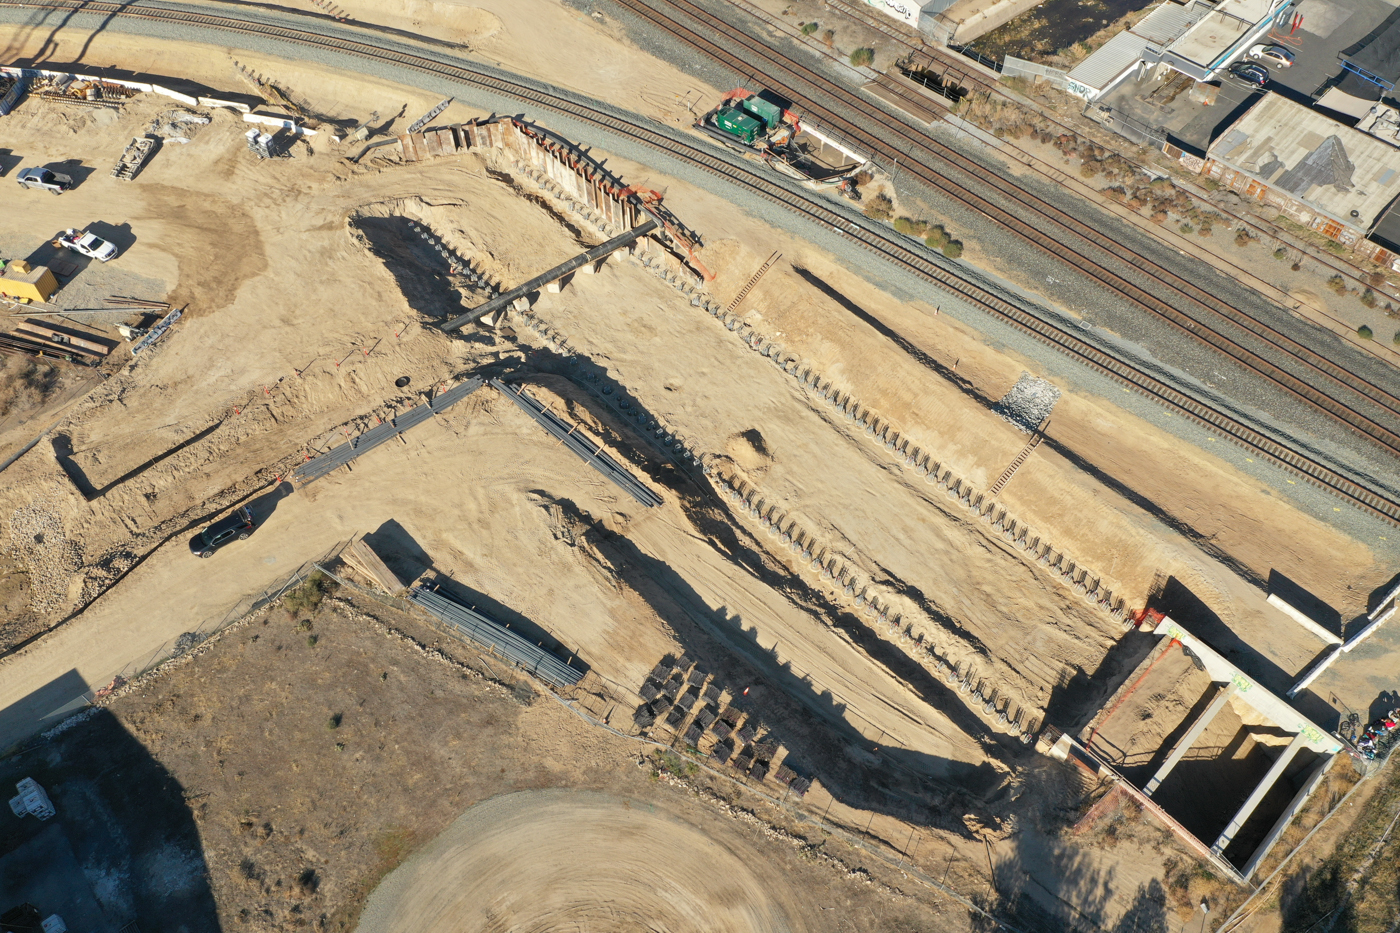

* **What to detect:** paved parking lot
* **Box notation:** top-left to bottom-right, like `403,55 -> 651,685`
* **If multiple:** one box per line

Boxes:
1263,0 -> 1400,103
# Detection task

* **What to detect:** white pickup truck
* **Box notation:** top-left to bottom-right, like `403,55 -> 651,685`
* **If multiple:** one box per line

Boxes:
58,228 -> 119,262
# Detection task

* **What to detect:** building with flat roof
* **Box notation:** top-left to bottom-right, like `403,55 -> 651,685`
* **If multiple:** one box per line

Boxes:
1066,0 -> 1294,100
1159,0 -> 1294,82
1202,92 -> 1400,251
1066,0 -> 1211,100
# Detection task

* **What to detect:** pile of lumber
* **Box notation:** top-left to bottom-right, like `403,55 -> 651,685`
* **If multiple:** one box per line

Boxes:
0,318 -> 114,364
340,535 -> 404,594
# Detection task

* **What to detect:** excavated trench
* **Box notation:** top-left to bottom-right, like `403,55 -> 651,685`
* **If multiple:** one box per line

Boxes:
352,215 -> 497,319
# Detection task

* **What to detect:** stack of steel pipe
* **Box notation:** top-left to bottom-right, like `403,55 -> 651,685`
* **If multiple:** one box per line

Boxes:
106,295 -> 171,311
0,332 -> 93,364
408,585 -> 584,688
489,378 -> 662,507
294,376 -> 484,485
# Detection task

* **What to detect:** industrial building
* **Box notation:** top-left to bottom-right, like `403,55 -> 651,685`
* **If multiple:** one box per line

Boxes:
1067,0 -> 1295,101
1202,93 -> 1400,258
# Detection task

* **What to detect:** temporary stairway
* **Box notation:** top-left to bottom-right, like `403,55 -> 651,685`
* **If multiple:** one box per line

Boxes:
989,431 -> 1044,497
727,251 -> 781,313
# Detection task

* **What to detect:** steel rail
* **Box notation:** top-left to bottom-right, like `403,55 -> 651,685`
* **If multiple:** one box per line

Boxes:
490,378 -> 663,507
5,0 -> 1398,523
293,376 -> 483,484
675,0 -> 1400,423
613,0 -> 1400,456
822,0 -> 1400,330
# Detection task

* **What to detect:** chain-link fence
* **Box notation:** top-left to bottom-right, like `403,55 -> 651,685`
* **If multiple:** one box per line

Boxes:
1001,56 -> 1068,90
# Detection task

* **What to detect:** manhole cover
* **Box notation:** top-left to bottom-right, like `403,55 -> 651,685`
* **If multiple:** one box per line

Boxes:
395,376 -> 411,388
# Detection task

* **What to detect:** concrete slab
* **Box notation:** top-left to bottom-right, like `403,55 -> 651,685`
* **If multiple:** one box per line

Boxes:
0,822 -> 115,933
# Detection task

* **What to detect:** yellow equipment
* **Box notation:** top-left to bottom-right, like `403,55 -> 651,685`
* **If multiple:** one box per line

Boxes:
0,260 -> 58,303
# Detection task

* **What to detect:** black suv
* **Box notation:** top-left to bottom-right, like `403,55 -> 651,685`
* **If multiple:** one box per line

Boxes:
1228,62 -> 1269,88
189,507 -> 255,557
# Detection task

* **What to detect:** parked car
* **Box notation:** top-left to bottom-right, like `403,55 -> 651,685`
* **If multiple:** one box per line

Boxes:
1228,62 -> 1270,87
16,167 -> 73,194
57,228 -> 119,262
1248,44 -> 1294,68
188,507 -> 255,558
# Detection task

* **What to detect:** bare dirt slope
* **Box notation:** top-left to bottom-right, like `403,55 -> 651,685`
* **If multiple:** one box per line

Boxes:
5,591 -> 969,933
0,11 -> 1394,932
355,789 -> 823,933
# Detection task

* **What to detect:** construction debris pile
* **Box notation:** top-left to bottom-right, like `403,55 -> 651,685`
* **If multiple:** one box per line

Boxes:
147,108 -> 211,143
33,74 -> 137,109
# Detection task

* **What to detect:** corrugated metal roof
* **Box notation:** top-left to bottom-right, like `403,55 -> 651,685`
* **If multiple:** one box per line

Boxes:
1068,30 -> 1151,91
1130,1 -> 1209,46
1207,93 -> 1400,229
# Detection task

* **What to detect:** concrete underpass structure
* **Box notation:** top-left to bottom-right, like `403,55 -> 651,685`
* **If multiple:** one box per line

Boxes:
1077,616 -> 1341,882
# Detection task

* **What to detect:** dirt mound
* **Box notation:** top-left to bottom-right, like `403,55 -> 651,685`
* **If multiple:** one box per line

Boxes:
724,428 -> 774,475
354,789 -> 818,933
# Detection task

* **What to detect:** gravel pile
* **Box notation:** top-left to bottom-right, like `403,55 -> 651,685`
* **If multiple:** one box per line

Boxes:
5,498 -> 82,615
995,373 -> 1060,433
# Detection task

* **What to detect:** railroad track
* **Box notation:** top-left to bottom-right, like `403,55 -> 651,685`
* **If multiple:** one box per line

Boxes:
823,0 -> 1400,324
611,0 -> 1400,460
4,0 -> 1399,524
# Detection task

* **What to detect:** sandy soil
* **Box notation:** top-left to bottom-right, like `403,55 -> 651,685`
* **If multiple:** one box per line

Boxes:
355,789 -> 822,933
18,591 -> 967,933
0,8 -> 1394,931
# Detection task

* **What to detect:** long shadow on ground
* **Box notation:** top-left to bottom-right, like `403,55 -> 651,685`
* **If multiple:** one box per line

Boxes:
0,673 -> 218,933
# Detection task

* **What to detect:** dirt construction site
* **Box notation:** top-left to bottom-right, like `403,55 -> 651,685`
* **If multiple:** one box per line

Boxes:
1,2 -> 1399,932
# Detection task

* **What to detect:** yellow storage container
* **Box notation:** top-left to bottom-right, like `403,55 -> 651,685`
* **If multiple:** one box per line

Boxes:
0,261 -> 58,303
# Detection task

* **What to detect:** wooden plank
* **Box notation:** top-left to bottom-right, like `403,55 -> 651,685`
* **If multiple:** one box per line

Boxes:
13,321 -> 110,355
346,536 -> 404,593
7,325 -> 104,357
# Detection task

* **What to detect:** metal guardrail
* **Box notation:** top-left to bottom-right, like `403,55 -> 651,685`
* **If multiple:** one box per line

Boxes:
490,378 -> 663,507
293,376 -> 484,485
947,43 -> 1003,73
407,586 -> 584,688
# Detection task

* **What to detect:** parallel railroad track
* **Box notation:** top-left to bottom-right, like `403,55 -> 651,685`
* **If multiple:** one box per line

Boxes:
5,0 -> 1399,524
612,0 -> 1400,460
825,0 -> 1400,324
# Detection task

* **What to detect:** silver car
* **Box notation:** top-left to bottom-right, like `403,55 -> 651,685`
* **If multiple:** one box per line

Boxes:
1248,44 -> 1294,68
16,167 -> 73,194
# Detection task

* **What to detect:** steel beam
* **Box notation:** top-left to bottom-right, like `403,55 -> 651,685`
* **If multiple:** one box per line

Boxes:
294,376 -> 483,485
490,379 -> 661,507
1144,682 -> 1237,796
408,586 -> 583,688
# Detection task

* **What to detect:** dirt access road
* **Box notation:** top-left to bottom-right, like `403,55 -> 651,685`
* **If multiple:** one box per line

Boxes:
0,7 -> 1395,929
